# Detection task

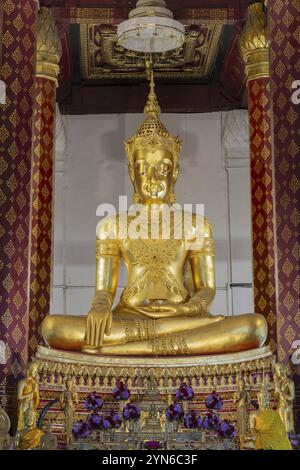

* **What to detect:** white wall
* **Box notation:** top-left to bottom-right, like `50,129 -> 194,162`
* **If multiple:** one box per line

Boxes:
52,110 -> 253,317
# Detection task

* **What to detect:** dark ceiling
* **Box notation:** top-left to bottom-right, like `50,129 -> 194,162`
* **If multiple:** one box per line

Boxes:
41,1 -> 251,114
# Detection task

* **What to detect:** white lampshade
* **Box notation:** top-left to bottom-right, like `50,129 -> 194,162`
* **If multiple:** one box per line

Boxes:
117,0 -> 185,53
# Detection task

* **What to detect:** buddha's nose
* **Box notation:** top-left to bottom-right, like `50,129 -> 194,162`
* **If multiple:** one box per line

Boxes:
147,166 -> 157,183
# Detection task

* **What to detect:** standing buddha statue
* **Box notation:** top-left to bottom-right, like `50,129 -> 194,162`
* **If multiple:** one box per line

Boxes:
42,71 -> 268,356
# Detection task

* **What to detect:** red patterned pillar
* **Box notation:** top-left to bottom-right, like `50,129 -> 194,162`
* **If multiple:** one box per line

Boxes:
28,7 -> 61,357
268,0 -> 300,364
240,3 -> 277,350
0,1 -> 38,393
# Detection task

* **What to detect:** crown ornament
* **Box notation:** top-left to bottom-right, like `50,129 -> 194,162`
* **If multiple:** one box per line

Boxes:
125,65 -> 182,166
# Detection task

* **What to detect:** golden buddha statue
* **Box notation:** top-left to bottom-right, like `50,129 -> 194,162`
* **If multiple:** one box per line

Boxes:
60,379 -> 78,447
233,377 -> 250,437
42,71 -> 267,356
250,380 -> 292,450
274,363 -> 295,434
17,362 -> 44,450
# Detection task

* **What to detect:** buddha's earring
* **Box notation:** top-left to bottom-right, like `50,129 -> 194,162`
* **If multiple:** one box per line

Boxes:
169,192 -> 176,205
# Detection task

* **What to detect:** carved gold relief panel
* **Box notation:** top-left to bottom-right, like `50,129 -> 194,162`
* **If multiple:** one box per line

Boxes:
80,24 -> 223,80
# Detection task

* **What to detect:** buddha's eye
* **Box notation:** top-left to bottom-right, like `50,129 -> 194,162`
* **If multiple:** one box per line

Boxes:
135,162 -> 148,175
159,163 -> 172,176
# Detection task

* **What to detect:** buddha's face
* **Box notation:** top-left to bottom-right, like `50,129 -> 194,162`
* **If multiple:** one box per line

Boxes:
131,148 -> 177,204
66,380 -> 73,391
27,363 -> 38,379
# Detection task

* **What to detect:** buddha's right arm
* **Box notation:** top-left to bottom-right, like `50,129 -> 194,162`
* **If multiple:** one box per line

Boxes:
90,237 -> 121,312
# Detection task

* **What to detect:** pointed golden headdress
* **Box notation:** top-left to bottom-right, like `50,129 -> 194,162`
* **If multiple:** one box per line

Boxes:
125,69 -> 182,166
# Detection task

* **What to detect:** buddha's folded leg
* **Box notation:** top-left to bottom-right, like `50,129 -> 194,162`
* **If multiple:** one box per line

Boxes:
42,315 -> 86,351
42,314 -> 131,350
99,313 -> 268,356
42,313 -> 224,352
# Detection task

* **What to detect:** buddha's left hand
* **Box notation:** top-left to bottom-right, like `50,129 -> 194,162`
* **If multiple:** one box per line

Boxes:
136,301 -> 208,318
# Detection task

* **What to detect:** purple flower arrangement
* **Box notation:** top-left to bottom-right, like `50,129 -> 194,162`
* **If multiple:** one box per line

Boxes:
183,411 -> 202,430
166,403 -> 184,422
202,412 -> 222,431
123,402 -> 141,421
205,391 -> 223,412
175,383 -> 194,401
84,392 -> 103,412
145,440 -> 161,450
72,420 -> 92,439
218,419 -> 237,438
113,381 -> 131,401
102,411 -> 123,429
87,411 -> 103,430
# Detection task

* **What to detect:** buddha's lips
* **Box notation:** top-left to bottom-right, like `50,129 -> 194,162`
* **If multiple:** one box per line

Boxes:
144,183 -> 164,196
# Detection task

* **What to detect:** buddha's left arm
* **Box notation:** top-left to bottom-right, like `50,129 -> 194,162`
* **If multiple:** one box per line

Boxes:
187,218 -> 216,315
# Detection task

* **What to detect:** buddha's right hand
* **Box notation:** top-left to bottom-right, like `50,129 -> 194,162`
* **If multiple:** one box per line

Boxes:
86,304 -> 112,347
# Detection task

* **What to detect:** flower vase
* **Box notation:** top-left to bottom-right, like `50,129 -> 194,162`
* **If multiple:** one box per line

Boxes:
182,401 -> 189,414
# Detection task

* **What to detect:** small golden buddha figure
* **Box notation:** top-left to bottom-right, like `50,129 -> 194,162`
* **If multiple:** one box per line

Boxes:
274,363 -> 295,434
233,377 -> 250,437
17,362 -> 44,450
60,378 -> 78,447
42,71 -> 267,356
250,380 -> 292,450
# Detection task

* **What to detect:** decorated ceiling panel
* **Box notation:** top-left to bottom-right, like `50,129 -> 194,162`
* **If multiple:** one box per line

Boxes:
40,0 -> 249,113
80,23 -> 223,80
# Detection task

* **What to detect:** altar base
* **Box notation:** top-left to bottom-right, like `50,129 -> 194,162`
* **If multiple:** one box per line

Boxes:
35,345 -> 276,448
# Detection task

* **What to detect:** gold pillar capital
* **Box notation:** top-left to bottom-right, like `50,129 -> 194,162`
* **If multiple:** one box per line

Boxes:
240,2 -> 269,81
36,7 -> 62,84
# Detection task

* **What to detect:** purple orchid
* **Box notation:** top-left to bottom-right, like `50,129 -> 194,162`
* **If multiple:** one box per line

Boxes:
218,420 -> 237,438
123,402 -> 141,421
205,391 -> 223,411
72,420 -> 91,439
175,383 -> 194,401
84,392 -> 103,411
102,411 -> 123,429
113,381 -> 130,401
183,411 -> 202,429
203,412 -> 222,431
166,403 -> 184,422
87,411 -> 103,430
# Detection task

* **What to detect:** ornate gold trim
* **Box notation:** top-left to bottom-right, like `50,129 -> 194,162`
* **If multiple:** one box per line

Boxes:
36,344 -> 272,367
244,48 -> 269,81
240,3 -> 269,81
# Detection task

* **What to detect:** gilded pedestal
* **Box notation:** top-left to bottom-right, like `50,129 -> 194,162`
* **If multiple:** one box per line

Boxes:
34,346 -> 276,447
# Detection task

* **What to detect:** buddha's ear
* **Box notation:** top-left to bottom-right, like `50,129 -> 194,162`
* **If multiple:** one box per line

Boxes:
173,164 -> 179,184
128,163 -> 135,184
